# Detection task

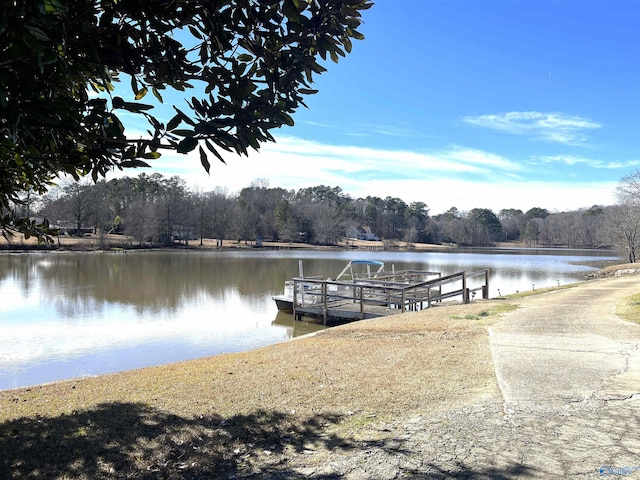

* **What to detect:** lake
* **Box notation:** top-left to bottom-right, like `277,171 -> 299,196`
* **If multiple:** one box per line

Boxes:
0,247 -> 618,390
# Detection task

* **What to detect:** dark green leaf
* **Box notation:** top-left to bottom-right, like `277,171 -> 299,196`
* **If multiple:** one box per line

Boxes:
120,102 -> 154,112
121,159 -> 152,167
166,115 -> 181,131
199,146 -> 211,173
173,107 -> 196,126
177,137 -> 199,154
130,76 -> 139,95
292,0 -> 308,11
188,25 -> 203,39
24,25 -> 49,41
205,140 -> 227,164
283,0 -> 300,22
172,129 -> 196,137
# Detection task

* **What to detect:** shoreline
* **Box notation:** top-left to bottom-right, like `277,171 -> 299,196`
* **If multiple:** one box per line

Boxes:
0,233 -> 618,253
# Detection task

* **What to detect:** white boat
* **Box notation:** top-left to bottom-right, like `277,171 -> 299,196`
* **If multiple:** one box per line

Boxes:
273,260 -> 385,312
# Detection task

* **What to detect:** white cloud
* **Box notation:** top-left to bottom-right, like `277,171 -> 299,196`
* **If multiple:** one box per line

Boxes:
134,136 -> 524,190
105,134 -> 616,214
539,155 -> 640,169
462,111 -> 601,144
302,119 -> 418,138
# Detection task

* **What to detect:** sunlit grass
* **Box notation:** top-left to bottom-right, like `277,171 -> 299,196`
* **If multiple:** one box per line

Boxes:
616,293 -> 640,325
450,303 -> 518,321
499,282 -> 581,299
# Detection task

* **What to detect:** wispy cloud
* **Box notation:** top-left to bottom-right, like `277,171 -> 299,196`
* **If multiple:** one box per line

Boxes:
122,135 -> 521,188
462,111 -> 601,144
256,136 -> 523,178
302,120 -> 418,138
105,134 -> 616,213
367,124 -> 417,137
538,154 -> 640,169
301,120 -> 336,129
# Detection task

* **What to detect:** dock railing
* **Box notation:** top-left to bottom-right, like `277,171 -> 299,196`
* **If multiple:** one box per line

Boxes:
291,269 -> 490,325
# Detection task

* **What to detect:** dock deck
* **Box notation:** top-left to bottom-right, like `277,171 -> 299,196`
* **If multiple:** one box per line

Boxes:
291,269 -> 490,325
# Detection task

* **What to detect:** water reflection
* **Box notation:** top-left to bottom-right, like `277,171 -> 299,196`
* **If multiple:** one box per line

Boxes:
272,311 -> 326,338
0,248 -> 618,390
0,252 -> 298,318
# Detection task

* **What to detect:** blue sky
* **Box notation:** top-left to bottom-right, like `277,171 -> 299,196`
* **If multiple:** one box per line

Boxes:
119,1 -> 640,215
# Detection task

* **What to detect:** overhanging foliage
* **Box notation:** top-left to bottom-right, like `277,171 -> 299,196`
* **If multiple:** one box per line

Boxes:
0,0 -> 372,238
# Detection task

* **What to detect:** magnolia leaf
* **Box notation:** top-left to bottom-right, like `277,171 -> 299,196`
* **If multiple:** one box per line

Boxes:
152,87 -> 163,103
188,25 -> 203,39
172,129 -> 196,137
177,137 -> 199,154
199,146 -> 211,173
205,140 -> 227,164
120,159 -> 152,167
121,102 -> 153,112
135,88 -> 148,100
24,25 -> 49,41
166,114 -> 181,131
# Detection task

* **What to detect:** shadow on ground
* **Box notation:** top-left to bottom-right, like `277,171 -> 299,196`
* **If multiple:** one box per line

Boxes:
0,401 -> 537,479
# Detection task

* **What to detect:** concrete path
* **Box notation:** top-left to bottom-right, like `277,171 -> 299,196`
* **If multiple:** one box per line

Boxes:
491,274 -> 640,410
486,274 -> 640,478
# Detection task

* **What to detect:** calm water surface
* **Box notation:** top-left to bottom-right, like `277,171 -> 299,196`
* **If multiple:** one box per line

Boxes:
0,247 -> 618,390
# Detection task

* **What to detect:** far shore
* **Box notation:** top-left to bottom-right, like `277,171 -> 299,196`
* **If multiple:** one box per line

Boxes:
0,232 -> 614,254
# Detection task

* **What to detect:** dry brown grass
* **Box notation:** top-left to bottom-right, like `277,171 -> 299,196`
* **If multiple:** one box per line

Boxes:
1,301 -> 509,423
599,262 -> 640,274
0,301 -> 513,479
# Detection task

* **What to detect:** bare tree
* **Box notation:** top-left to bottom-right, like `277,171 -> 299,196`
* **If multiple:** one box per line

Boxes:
604,173 -> 640,262
605,200 -> 640,263
208,188 -> 236,247
62,181 -> 93,236
618,170 -> 640,198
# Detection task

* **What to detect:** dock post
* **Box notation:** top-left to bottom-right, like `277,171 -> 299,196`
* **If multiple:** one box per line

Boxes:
482,269 -> 489,299
293,280 -> 298,320
322,282 -> 328,326
359,286 -> 364,319
462,272 -> 469,304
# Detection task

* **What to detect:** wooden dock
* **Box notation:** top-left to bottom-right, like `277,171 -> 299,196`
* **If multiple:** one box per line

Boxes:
291,269 -> 490,325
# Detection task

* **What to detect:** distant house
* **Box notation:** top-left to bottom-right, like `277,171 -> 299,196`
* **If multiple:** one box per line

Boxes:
355,226 -> 380,241
171,224 -> 194,243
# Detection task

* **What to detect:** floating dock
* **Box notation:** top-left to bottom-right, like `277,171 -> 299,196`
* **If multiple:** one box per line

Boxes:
290,269 -> 490,325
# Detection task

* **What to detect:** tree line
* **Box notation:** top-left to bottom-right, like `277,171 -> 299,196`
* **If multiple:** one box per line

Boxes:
10,172 -> 640,259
